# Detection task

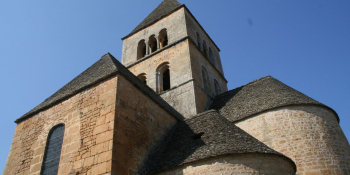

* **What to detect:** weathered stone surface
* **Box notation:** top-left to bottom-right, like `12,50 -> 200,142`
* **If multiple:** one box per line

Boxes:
112,75 -> 177,175
236,106 -> 350,175
157,154 -> 295,175
4,76 -> 118,175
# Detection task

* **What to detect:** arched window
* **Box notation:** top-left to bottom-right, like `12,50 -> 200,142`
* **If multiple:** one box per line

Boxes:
137,40 -> 146,60
159,29 -> 168,49
156,63 -> 170,93
201,66 -> 211,94
202,40 -> 208,58
209,47 -> 216,66
214,79 -> 221,95
137,73 -> 147,85
148,35 -> 157,54
41,124 -> 65,175
196,32 -> 202,51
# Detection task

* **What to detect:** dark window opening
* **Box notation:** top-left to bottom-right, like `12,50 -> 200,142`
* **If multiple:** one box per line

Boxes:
157,63 -> 170,93
41,124 -> 65,175
159,29 -> 168,48
137,40 -> 146,60
149,35 -> 157,54
163,69 -> 170,91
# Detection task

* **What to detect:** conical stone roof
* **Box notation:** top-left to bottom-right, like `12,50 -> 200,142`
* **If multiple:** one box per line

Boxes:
210,76 -> 339,122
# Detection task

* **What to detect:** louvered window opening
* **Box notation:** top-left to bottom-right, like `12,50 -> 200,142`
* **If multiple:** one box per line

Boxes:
40,124 -> 65,175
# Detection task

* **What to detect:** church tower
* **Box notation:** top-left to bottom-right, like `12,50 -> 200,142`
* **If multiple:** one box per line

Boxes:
121,0 -> 228,118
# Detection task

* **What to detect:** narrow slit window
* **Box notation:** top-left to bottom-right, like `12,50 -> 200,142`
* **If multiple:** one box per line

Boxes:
196,32 -> 201,51
163,69 -> 170,91
41,124 -> 65,175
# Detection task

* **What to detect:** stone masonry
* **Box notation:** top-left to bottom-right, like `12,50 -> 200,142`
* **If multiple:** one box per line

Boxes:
156,154 -> 295,175
236,105 -> 350,175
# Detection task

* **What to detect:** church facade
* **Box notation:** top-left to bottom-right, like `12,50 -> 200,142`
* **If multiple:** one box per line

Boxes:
4,0 -> 350,175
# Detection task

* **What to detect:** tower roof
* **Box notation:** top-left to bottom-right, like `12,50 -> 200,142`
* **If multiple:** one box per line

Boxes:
210,76 -> 339,122
123,0 -> 183,39
15,53 -> 183,123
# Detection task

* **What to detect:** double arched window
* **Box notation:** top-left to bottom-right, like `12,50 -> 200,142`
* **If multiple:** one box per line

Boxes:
156,63 -> 170,93
40,124 -> 65,175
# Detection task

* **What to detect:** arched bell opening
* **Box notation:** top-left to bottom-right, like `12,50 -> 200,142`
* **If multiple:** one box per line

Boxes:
137,40 -> 146,60
159,29 -> 168,49
156,63 -> 170,93
148,35 -> 157,54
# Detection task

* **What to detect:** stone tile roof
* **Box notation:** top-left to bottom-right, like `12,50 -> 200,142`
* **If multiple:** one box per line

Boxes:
210,76 -> 339,123
15,53 -> 183,123
123,0 -> 183,39
140,110 -> 296,175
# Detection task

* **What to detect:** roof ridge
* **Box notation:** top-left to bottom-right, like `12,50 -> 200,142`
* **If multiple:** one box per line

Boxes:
213,75 -> 273,99
185,109 -> 218,121
123,0 -> 183,39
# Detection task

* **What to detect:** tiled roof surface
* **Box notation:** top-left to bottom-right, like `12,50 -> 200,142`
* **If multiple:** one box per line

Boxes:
124,0 -> 182,39
210,76 -> 339,122
140,110 -> 295,174
15,53 -> 183,123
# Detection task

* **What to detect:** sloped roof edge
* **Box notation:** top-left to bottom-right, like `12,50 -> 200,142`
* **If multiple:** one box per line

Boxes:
15,53 -> 184,123
141,110 -> 296,175
210,76 -> 340,123
121,3 -> 221,51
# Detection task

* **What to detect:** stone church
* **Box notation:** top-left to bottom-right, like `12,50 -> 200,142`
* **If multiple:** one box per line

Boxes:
4,0 -> 350,174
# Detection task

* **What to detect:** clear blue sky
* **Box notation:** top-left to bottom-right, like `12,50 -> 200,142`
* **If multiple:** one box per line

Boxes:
1,0 -> 349,172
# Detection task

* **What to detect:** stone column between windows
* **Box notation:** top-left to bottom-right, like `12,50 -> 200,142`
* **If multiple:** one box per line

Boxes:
156,35 -> 160,50
146,40 -> 150,55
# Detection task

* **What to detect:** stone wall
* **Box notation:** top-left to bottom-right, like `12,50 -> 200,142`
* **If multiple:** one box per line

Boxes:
127,39 -> 198,118
112,75 -> 178,174
156,154 -> 295,175
235,105 -> 350,175
122,7 -> 187,66
184,9 -> 224,75
189,41 -> 228,114
4,76 -> 118,175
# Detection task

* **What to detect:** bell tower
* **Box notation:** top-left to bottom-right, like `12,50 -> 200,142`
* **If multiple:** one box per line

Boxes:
121,0 -> 228,118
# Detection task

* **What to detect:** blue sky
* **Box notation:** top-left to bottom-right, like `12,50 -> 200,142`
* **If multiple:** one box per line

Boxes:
1,0 -> 349,172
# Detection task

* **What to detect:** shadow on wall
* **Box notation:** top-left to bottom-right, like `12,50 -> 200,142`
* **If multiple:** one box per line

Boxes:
138,122 -> 205,175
